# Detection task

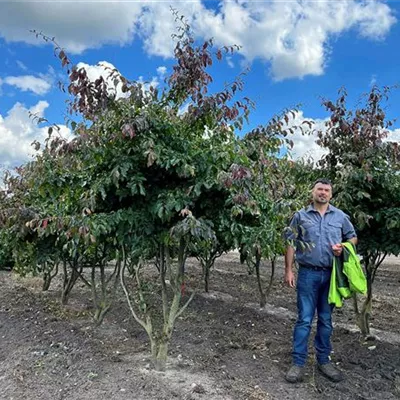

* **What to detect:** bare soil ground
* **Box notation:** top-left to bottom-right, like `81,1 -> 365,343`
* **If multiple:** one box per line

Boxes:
1,254 -> 400,400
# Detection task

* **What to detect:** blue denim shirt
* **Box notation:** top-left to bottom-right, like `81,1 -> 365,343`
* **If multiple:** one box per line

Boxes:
286,204 -> 357,268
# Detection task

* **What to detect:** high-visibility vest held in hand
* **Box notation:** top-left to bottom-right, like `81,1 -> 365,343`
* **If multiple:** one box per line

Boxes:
328,242 -> 367,307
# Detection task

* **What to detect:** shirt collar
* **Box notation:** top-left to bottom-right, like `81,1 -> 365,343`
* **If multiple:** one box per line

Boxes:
306,203 -> 333,213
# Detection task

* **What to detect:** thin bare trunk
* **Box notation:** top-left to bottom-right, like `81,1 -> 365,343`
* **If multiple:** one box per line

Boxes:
199,250 -> 218,293
92,247 -> 121,325
120,241 -> 196,371
100,262 -> 106,301
42,262 -> 59,291
93,304 -> 111,326
93,263 -> 121,326
61,259 -> 81,305
90,263 -> 98,314
265,257 -> 276,297
153,241 -> 195,370
359,270 -> 373,335
159,245 -> 169,322
120,246 -> 154,352
154,341 -> 169,371
61,260 -> 68,302
69,261 -> 91,287
254,250 -> 266,308
352,293 -> 359,315
358,257 -> 374,336
204,260 -> 210,292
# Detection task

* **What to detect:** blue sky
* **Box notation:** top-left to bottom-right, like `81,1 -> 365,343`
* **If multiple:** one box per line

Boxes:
1,0 -> 400,168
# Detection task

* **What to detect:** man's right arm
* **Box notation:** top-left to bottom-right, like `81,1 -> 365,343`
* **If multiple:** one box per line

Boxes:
285,245 -> 296,288
284,212 -> 299,288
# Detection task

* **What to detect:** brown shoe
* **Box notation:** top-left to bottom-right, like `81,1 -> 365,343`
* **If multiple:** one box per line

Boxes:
318,363 -> 344,382
285,365 -> 304,383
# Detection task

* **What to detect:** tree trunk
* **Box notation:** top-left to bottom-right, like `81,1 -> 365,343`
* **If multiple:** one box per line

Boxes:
357,259 -> 374,336
93,260 -> 121,326
150,336 -> 157,361
61,260 -> 80,305
42,271 -> 52,291
121,242 -> 194,372
352,292 -> 361,329
265,257 -> 276,297
254,250 -> 266,308
200,250 -> 217,293
42,262 -> 59,292
204,261 -> 210,293
153,288 -> 183,371
91,263 -> 106,325
358,300 -> 371,336
93,304 -> 111,326
154,340 -> 169,372
120,246 -> 155,365
352,293 -> 359,315
358,274 -> 373,336
151,242 -> 194,371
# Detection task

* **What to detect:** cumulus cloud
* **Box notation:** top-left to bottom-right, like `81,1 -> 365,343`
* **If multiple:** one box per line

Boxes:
156,66 -> 167,78
0,1 -> 395,81
386,128 -> 400,143
2,75 -> 51,95
75,61 -> 126,98
75,61 -> 167,99
137,2 -> 204,57
286,111 -> 328,162
288,111 -> 400,162
0,101 -> 71,168
194,1 -> 396,80
0,0 -> 143,55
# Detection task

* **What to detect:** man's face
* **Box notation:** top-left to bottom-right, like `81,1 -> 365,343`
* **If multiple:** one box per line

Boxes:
312,183 -> 332,204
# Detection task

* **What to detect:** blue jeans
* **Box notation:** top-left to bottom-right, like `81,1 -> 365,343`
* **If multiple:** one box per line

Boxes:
292,267 -> 334,366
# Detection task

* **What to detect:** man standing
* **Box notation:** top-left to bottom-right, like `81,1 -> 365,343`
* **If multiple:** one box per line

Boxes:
284,178 -> 357,383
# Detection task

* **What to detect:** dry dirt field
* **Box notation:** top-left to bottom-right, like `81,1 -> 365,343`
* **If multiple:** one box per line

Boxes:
1,254 -> 399,400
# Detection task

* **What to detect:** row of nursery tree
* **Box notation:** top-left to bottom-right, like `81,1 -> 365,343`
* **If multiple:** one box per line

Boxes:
1,17 -> 400,371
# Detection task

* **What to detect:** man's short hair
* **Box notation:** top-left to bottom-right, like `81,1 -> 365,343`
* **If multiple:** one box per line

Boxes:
312,178 -> 332,188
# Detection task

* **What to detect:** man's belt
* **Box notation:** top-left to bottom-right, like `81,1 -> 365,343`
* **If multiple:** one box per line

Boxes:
298,264 -> 331,271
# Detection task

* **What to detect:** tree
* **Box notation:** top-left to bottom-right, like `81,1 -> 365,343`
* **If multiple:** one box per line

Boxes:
317,86 -> 400,335
0,167 -> 60,290
22,12 -> 254,370
221,114 -> 313,307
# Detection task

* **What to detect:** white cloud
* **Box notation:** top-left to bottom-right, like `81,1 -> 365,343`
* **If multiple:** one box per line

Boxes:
286,111 -> 328,162
138,75 -> 159,92
0,101 -> 71,168
386,128 -> 400,143
76,61 -> 161,98
288,112 -> 400,162
75,61 -> 123,96
0,1 -> 143,55
137,2 -> 204,57
178,102 -> 191,116
193,1 -> 396,80
156,66 -> 167,78
0,1 -> 395,81
226,57 -> 235,69
16,60 -> 28,71
2,75 -> 51,95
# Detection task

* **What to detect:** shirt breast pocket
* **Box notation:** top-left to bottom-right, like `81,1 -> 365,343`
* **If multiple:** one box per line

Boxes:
300,219 -> 318,242
328,221 -> 342,243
